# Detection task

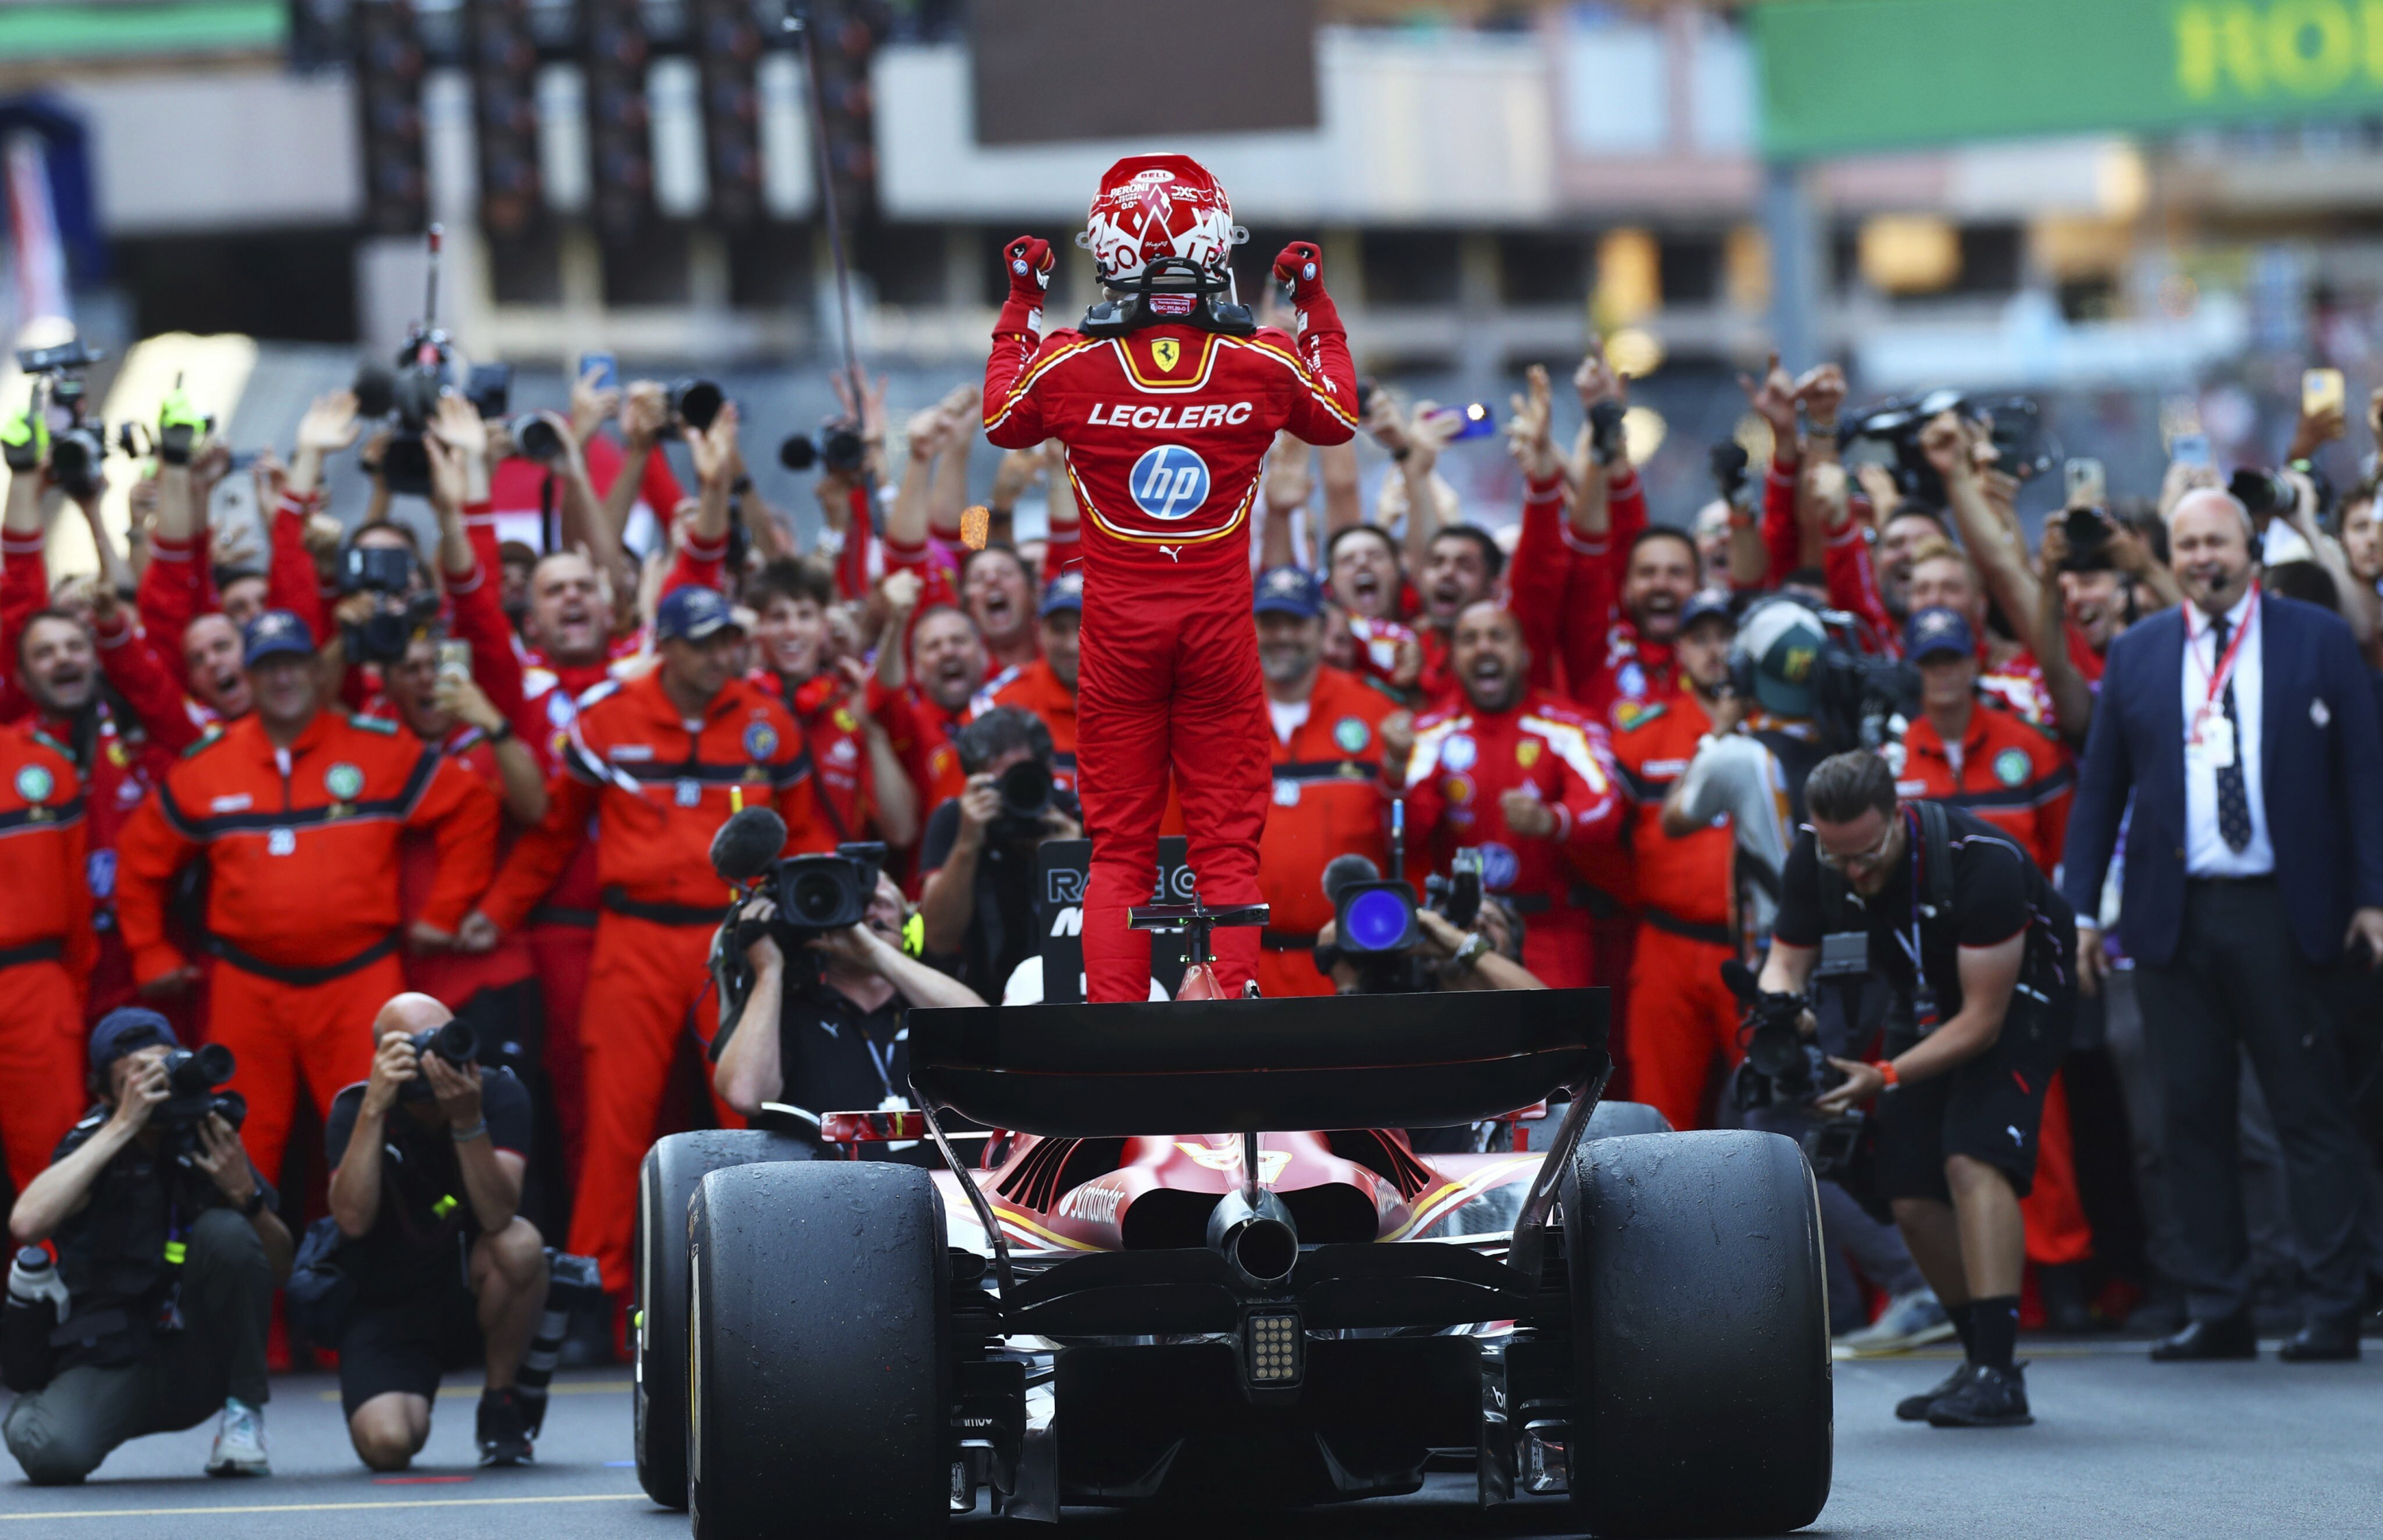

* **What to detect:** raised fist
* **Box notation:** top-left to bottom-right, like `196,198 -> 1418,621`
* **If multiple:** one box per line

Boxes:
1273,241 -> 1327,305
1003,236 -> 1055,299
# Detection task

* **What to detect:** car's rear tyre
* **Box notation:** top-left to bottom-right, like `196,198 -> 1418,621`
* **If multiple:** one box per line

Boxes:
1563,1129 -> 1831,1538
632,1130 -> 813,1508
688,1161 -> 949,1540
1584,1099 -> 1672,1141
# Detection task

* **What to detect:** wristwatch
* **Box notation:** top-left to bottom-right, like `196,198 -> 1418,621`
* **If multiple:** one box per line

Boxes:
484,718 -> 516,745
1449,932 -> 1493,971
238,1187 -> 268,1218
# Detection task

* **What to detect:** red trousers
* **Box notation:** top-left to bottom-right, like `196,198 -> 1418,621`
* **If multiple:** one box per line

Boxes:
1513,905 -> 1595,990
1078,590 -> 1271,1003
566,913 -> 743,1294
0,959 -> 88,1197
207,952 -> 403,1184
2021,1068 -> 2092,1266
527,921 -> 594,1187
1621,928 -> 1741,1132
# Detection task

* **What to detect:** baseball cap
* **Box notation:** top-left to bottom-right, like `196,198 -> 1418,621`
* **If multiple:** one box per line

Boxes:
1904,605 -> 1974,662
655,585 -> 743,644
241,608 -> 316,667
90,1007 -> 178,1076
1253,565 -> 1325,619
1678,589 -> 1736,635
1732,598 -> 1828,716
1041,569 -> 1084,617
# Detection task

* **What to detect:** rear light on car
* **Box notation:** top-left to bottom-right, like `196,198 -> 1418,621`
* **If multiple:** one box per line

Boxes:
1242,1309 -> 1304,1387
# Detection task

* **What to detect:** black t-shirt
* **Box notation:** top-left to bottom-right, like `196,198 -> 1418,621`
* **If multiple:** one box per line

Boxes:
1774,803 -> 2073,1021
48,1110 -> 275,1369
323,1069 -> 532,1302
917,789 -> 1079,997
774,981 -> 911,1117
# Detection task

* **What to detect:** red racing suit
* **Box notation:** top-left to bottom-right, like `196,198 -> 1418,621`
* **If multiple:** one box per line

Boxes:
984,309 -> 1358,1000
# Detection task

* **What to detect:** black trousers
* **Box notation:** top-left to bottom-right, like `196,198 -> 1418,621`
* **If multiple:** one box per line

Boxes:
2134,879 -> 2369,1327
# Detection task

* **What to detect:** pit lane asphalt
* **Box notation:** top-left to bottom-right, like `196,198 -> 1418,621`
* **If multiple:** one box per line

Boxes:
4,1344 -> 2377,1536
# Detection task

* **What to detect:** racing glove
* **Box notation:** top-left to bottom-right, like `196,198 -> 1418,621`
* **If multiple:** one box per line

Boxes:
1273,241 -> 1328,307
997,234 -> 1056,339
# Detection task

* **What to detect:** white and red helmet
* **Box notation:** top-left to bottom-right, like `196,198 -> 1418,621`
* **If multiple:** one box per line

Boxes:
1079,154 -> 1245,288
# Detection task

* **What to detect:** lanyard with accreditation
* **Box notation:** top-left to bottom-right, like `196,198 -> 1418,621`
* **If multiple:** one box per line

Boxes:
2185,589 -> 2257,770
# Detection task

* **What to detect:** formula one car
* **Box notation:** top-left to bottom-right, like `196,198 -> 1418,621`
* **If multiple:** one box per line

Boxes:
629,983 -> 1832,1538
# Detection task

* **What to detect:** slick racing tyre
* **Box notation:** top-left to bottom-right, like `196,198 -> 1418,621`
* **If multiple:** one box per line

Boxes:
1583,1099 -> 1672,1141
633,1130 -> 814,1509
688,1161 -> 949,1540
1562,1129 -> 1830,1537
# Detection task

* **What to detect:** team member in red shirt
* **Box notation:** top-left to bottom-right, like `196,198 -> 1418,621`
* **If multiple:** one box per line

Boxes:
960,546 -> 1042,674
982,154 -> 1358,1000
461,585 -> 824,1299
871,600 -> 987,824
973,571 -> 1083,792
749,556 -> 917,849
1249,567 -> 1396,998
1403,603 -> 1623,988
1610,592 -> 1745,1130
0,724 -> 94,1194
115,611 -> 500,1183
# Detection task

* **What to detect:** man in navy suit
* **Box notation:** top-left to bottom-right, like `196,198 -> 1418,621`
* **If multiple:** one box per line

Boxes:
2064,487 -> 2383,1362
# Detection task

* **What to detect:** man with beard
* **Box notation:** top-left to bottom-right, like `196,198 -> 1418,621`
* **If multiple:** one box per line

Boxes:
1411,527 -> 1503,705
960,546 -> 1041,675
872,602 -> 989,820
1402,603 -> 1622,988
749,556 -> 917,848
115,610 -> 500,1185
1575,528 -> 1699,720
460,585 -> 824,1314
1249,566 -> 1397,998
974,570 -> 1082,793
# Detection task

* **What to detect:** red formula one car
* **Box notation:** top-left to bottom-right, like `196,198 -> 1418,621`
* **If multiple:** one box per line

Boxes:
629,986 -> 1832,1538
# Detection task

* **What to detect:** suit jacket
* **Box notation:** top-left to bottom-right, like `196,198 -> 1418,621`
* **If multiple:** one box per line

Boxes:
2061,592 -> 2383,966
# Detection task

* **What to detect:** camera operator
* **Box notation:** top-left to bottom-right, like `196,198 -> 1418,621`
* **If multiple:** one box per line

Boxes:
324,993 -> 546,1470
917,707 -> 1083,998
1764,751 -> 2076,1429
3,1009 -> 291,1484
1314,889 -> 1543,996
713,874 -> 986,1123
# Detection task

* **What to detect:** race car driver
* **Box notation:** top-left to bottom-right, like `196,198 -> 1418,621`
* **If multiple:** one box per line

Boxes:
982,153 -> 1358,1001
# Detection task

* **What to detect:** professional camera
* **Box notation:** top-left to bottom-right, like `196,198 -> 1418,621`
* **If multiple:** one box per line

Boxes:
1728,596 -> 1918,751
1316,848 -> 1486,994
1710,440 -> 1755,515
1720,959 -> 1868,1182
770,844 -> 889,938
1840,388 -> 2054,509
668,377 -> 724,433
153,1044 -> 250,1165
988,758 -> 1055,843
353,226 -> 467,498
16,338 -> 110,500
508,412 -> 566,461
1587,398 -> 1627,467
780,423 -> 867,475
2230,461 -> 2332,524
398,1017 -> 479,1104
337,544 -> 440,666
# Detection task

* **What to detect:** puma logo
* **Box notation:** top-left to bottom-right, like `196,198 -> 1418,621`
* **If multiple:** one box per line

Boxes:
1161,546 -> 1183,562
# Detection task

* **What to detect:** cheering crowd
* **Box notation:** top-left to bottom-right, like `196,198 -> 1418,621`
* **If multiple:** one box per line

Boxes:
6,305 -> 2383,1470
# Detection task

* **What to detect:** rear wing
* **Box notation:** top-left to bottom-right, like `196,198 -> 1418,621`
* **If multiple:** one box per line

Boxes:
907,988 -> 1608,1139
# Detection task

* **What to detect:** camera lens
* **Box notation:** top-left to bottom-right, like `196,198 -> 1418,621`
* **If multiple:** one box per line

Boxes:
194,1043 -> 236,1084
997,759 -> 1052,818
671,378 -> 724,432
510,414 -> 562,461
779,433 -> 818,472
786,867 -> 849,924
1343,888 -> 1413,953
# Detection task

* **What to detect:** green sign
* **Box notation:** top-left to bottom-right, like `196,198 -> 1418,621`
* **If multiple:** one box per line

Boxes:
1755,0 -> 2383,157
0,2 -> 286,63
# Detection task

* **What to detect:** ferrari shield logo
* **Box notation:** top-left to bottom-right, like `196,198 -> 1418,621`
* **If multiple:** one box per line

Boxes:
1516,741 -> 1542,770
1152,338 -> 1181,372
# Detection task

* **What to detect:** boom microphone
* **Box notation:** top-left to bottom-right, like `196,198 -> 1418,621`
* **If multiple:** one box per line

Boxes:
1320,854 -> 1382,908
710,807 -> 788,884
1719,957 -> 1760,1004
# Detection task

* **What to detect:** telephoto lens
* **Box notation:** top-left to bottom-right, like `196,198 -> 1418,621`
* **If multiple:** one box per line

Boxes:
509,413 -> 564,461
668,377 -> 724,432
400,1018 -> 478,1102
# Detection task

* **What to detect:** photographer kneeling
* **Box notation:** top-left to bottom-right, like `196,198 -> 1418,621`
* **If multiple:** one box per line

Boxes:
325,994 -> 546,1470
713,871 -> 987,1126
917,708 -> 1083,998
3,1009 -> 292,1484
1763,751 -> 2074,1429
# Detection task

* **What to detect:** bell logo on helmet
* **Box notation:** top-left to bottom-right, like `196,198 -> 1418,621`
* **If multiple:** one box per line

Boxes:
1130,445 -> 1210,521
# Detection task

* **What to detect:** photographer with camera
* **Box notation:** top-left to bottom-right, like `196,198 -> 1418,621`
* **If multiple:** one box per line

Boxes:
713,869 -> 986,1124
1313,867 -> 1542,997
4,1009 -> 291,1483
917,707 -> 1083,998
323,994 -> 546,1469
1763,751 -> 2076,1428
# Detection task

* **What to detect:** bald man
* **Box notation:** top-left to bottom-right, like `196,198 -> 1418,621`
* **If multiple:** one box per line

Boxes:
325,993 -> 549,1468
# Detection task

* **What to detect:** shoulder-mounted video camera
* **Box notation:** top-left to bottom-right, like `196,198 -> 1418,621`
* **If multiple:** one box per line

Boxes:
1720,958 -> 1870,1182
708,805 -> 894,1048
1838,388 -> 2053,510
352,226 -> 516,499
14,338 -> 110,499
1315,847 -> 1485,994
338,544 -> 440,666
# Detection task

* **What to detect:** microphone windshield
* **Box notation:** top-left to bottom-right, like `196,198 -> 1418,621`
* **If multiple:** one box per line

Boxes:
1319,854 -> 1382,907
710,807 -> 788,883
1719,958 -> 1759,1003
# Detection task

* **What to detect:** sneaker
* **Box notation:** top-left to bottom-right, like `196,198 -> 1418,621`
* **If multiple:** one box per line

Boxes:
1926,1363 -> 2033,1428
1894,1362 -> 1976,1422
205,1399 -> 270,1476
1837,1289 -> 1955,1355
477,1388 -> 535,1467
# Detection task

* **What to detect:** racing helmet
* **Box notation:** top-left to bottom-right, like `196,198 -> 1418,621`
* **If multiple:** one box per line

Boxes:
1079,155 -> 1246,291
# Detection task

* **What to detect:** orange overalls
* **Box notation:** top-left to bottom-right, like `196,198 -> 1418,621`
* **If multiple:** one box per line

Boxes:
1894,697 -> 2090,1269
115,710 -> 499,1181
1611,691 -> 1744,1131
1253,668 -> 1393,998
476,669 -> 825,1293
0,727 -> 95,1194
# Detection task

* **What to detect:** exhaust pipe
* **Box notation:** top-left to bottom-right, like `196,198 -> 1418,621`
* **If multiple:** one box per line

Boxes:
1207,1188 -> 1300,1288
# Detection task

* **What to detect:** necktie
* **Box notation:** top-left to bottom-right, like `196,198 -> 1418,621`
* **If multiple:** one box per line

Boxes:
2209,615 -> 2252,852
